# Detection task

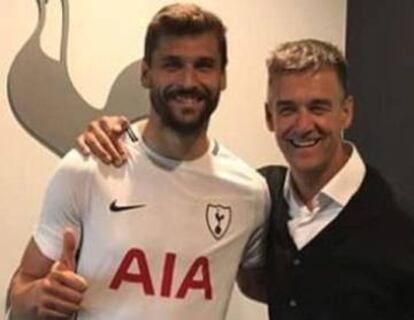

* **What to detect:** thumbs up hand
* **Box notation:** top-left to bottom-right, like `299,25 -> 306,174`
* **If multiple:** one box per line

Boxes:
52,228 -> 78,272
35,228 -> 88,318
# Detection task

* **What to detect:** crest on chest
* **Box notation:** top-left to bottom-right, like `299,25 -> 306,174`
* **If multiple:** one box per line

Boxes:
205,204 -> 232,240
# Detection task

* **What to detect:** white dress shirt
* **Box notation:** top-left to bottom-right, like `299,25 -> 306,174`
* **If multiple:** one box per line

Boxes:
284,144 -> 366,250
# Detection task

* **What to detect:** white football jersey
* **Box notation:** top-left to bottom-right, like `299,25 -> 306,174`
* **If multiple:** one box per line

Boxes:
34,129 -> 269,320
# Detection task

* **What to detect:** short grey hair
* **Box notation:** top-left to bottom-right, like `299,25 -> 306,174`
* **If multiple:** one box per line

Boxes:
267,39 -> 349,95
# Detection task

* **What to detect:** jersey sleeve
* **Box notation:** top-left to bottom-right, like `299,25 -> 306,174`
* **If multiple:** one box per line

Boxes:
33,149 -> 92,261
239,177 -> 271,269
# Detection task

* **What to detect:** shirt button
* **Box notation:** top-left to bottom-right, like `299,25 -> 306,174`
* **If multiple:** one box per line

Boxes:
292,258 -> 301,266
289,299 -> 298,308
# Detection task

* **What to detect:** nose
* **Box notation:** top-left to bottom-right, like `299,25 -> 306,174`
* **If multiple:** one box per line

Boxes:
294,109 -> 315,132
181,67 -> 198,88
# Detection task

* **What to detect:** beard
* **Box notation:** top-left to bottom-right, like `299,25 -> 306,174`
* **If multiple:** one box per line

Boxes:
150,84 -> 220,135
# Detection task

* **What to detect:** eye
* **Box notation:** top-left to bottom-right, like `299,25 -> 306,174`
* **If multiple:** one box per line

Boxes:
162,59 -> 182,71
276,102 -> 297,116
195,59 -> 216,72
310,105 -> 327,115
309,100 -> 331,115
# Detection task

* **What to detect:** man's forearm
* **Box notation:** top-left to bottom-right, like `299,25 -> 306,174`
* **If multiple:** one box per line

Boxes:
9,272 -> 43,319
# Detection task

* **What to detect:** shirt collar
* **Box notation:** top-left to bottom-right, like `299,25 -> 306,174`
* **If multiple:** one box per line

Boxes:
322,143 -> 366,206
284,142 -> 366,210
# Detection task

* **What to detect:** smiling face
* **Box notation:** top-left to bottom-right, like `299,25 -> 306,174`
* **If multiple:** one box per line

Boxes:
266,67 -> 353,178
141,32 -> 226,135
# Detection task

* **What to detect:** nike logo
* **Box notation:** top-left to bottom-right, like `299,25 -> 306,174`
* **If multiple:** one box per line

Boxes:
109,200 -> 146,212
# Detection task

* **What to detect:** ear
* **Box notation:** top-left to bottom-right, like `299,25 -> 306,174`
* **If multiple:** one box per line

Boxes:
140,60 -> 151,88
265,102 -> 275,132
341,95 -> 354,129
219,72 -> 227,90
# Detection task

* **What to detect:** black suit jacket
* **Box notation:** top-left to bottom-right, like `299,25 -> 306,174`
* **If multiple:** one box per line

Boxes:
259,165 -> 414,320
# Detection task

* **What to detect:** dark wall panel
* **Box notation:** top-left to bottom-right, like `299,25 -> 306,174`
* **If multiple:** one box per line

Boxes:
346,0 -> 414,216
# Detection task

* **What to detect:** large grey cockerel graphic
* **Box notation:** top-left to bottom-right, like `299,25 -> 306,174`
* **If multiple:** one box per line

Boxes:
8,0 -> 149,156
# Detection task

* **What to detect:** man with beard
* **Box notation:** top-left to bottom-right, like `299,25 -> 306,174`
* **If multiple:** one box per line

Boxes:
75,39 -> 414,319
8,4 -> 269,319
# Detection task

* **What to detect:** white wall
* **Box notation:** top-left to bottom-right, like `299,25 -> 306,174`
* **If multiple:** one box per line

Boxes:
0,0 -> 346,317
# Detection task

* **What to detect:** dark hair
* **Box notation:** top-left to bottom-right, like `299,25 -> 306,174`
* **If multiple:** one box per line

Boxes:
144,3 -> 227,69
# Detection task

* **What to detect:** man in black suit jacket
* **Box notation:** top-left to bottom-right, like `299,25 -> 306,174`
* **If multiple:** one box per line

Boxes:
237,39 -> 414,320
